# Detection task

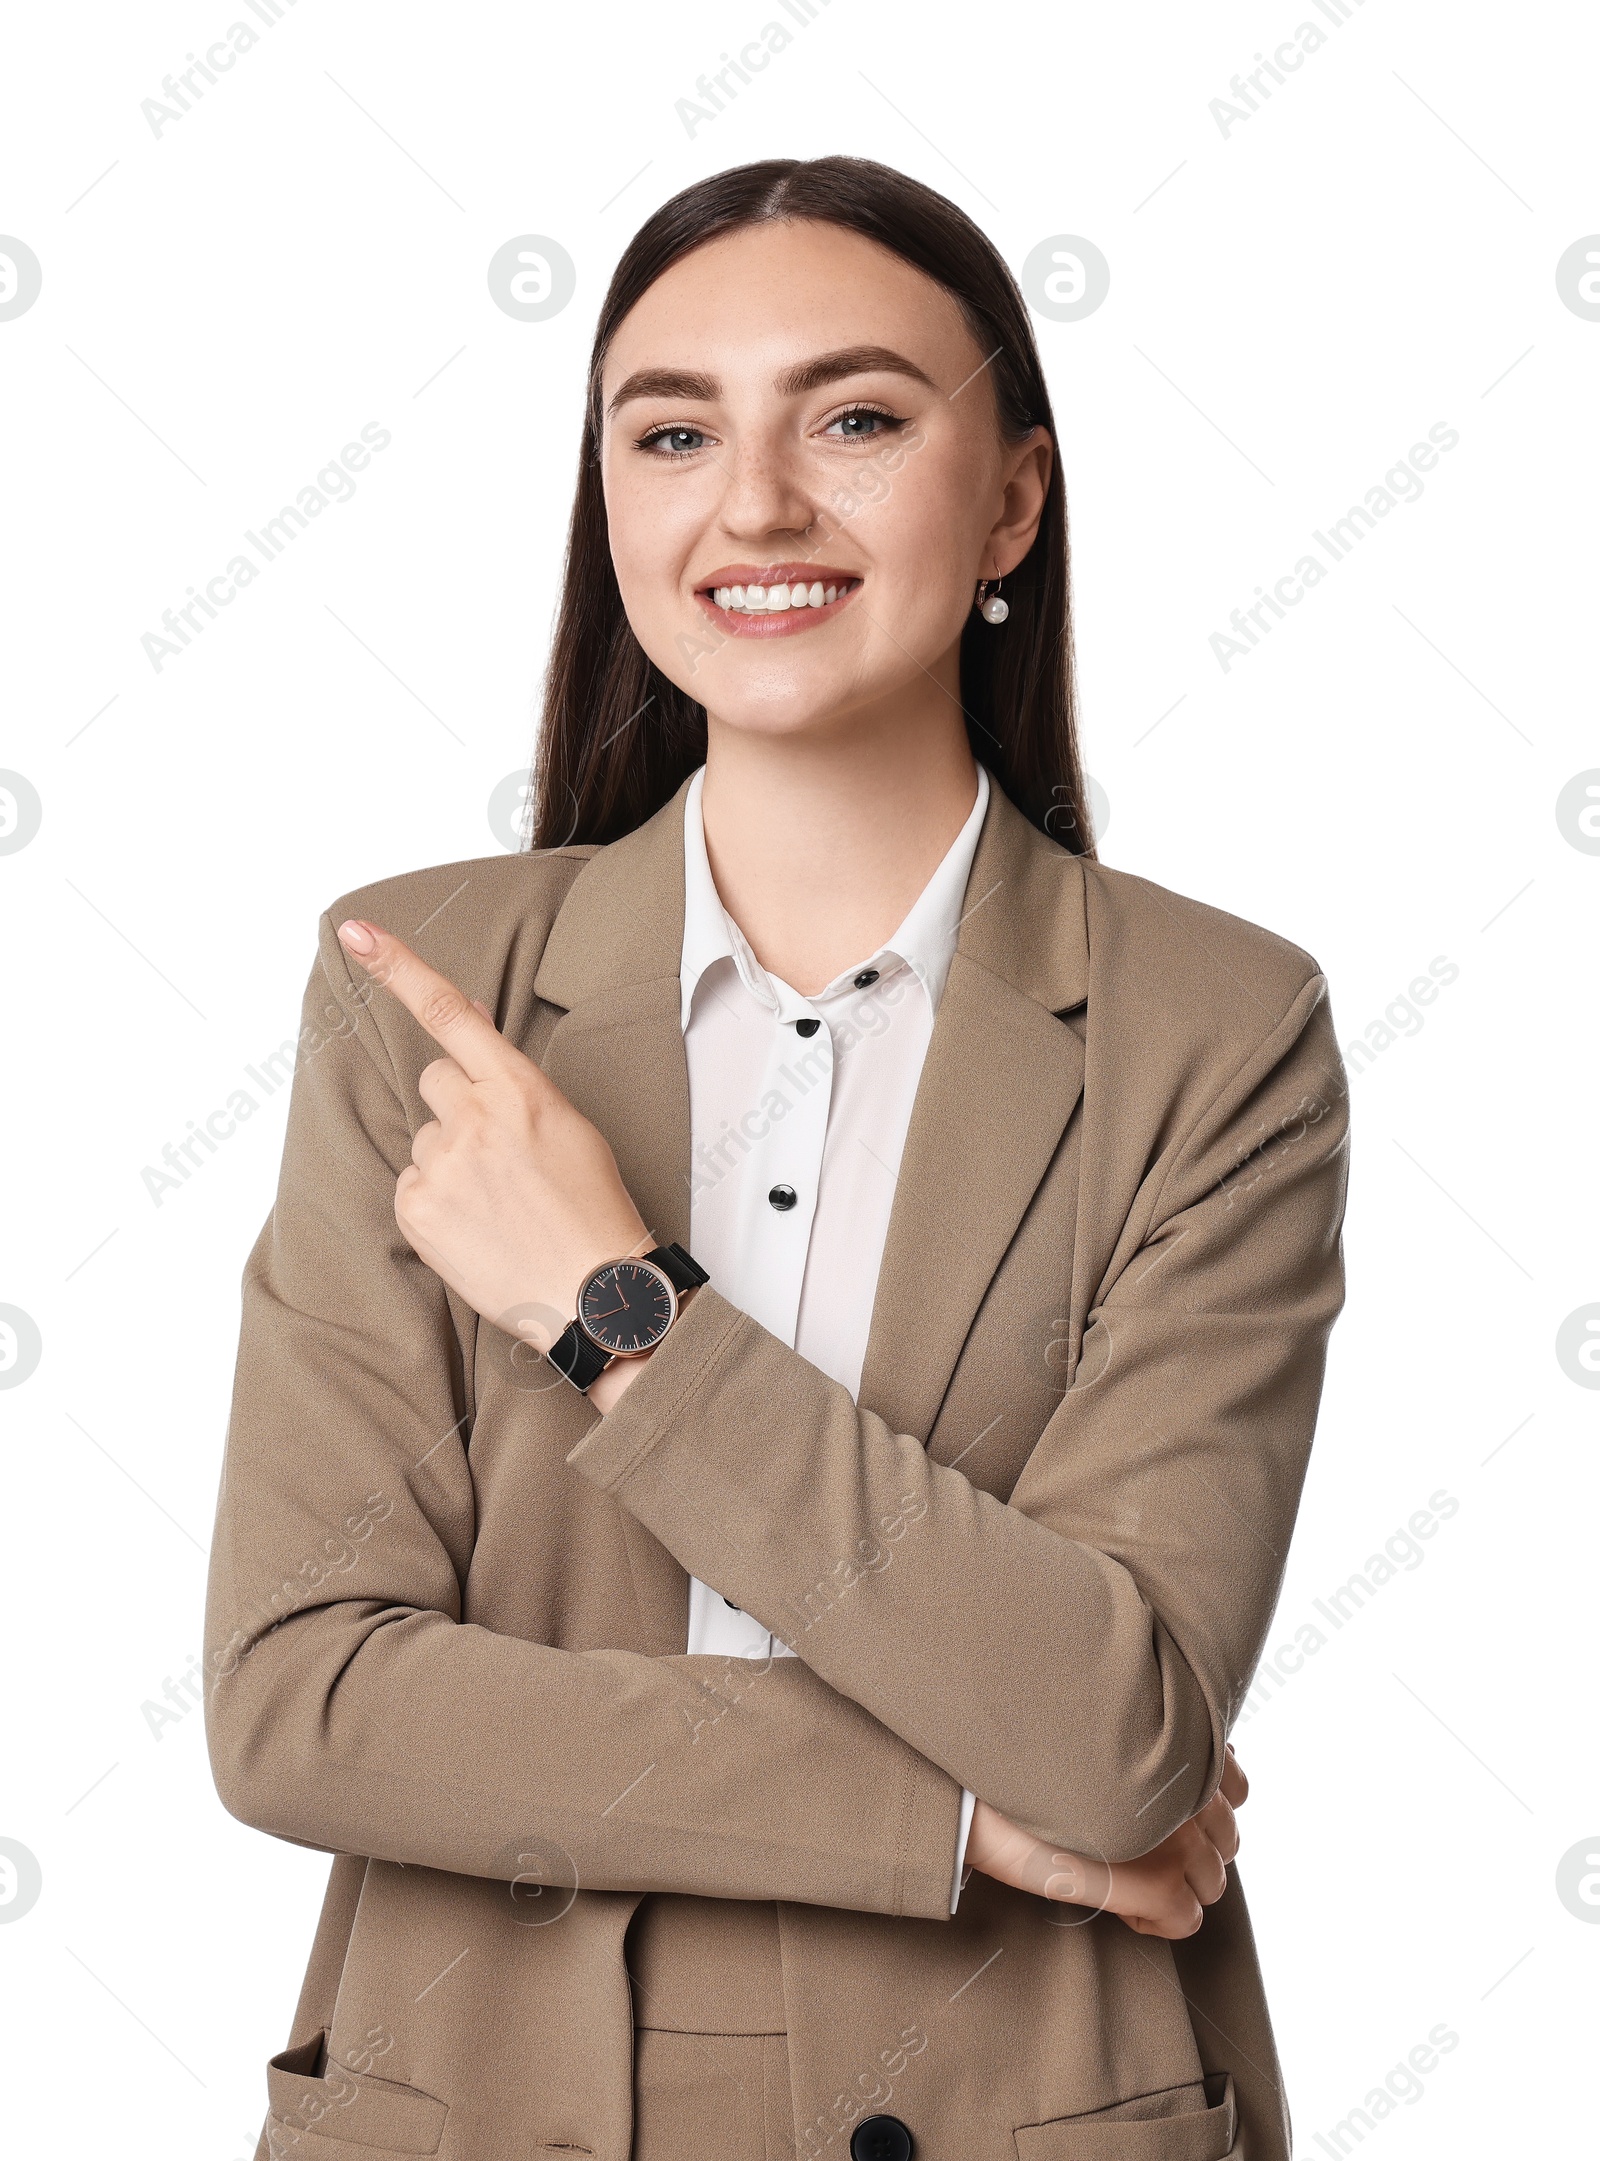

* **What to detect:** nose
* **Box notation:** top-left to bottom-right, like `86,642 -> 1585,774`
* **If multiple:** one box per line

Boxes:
712,426 -> 819,548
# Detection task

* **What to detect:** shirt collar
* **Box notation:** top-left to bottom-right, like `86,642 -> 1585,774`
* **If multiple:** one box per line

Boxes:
679,761 -> 990,1030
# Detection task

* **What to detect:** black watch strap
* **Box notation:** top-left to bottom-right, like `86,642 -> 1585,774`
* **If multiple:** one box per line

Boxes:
645,1242 -> 711,1294
546,1322 -> 612,1392
547,1243 -> 709,1394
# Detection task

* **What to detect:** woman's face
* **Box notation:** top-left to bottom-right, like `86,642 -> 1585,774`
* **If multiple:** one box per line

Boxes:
598,218 -> 1050,742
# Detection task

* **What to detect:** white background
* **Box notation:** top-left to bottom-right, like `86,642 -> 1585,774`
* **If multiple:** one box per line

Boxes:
2,2 -> 1596,2153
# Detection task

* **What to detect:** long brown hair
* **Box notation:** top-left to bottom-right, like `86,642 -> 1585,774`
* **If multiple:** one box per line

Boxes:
531,155 -> 1092,856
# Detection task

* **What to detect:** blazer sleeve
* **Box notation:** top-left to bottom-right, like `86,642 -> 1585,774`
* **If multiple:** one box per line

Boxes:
202,916 -> 963,1921
568,971 -> 1350,1864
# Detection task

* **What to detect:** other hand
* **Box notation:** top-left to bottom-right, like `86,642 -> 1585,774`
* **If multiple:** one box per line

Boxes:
963,1745 -> 1248,1939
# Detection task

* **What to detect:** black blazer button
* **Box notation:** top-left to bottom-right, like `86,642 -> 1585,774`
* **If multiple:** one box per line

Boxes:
850,2118 -> 913,2161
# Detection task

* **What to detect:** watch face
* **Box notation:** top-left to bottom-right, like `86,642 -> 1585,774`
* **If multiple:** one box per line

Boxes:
577,1259 -> 676,1356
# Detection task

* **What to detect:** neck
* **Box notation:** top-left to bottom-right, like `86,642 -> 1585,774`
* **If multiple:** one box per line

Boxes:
698,693 -> 979,997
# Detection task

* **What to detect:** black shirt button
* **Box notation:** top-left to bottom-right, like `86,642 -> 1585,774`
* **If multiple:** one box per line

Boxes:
767,1184 -> 797,1212
851,2119 -> 913,2161
853,968 -> 879,988
794,1016 -> 821,1038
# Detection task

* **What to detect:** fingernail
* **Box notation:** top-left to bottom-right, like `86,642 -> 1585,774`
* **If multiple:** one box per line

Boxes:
337,919 -> 377,954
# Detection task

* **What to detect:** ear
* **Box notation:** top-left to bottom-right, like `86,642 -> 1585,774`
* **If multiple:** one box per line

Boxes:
985,425 -> 1053,578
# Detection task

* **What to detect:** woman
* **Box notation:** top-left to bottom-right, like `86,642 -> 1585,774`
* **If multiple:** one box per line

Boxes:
205,157 -> 1348,2161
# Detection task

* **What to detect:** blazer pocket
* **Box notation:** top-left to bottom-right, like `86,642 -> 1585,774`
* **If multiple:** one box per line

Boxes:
265,2032 -> 449,2157
1014,2073 -> 1236,2161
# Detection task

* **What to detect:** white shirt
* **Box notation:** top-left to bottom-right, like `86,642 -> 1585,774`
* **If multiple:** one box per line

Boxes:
677,760 -> 990,1914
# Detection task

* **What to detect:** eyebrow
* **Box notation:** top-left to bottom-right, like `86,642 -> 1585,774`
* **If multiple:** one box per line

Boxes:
604,344 -> 939,418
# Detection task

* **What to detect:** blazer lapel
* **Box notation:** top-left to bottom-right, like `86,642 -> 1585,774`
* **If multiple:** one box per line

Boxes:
531,782 -> 699,1655
531,778 -> 697,1253
856,782 -> 1090,1446
536,973 -> 692,1250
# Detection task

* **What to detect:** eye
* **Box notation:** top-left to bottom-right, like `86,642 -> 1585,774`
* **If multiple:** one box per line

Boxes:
637,423 -> 712,459
821,404 -> 906,443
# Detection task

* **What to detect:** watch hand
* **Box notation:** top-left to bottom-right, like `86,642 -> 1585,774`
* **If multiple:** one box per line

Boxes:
587,1299 -> 629,1321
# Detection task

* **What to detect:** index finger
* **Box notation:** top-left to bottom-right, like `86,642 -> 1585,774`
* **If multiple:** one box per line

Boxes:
336,917 -> 509,1084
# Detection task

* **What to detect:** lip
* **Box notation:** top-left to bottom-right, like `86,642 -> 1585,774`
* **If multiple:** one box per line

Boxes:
693,563 -> 864,639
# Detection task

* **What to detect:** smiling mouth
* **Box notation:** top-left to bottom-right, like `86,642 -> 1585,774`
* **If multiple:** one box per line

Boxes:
694,564 -> 863,636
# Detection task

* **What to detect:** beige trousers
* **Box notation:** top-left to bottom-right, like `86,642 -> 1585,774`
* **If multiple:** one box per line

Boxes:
628,1893 -> 794,2161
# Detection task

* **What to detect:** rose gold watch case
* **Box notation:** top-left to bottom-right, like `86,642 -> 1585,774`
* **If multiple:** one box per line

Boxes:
573,1255 -> 679,1359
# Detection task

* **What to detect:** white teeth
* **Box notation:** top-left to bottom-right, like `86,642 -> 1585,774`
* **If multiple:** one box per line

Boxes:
714,577 -> 857,613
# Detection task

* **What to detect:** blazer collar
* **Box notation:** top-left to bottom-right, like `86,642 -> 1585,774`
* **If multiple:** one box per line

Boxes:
533,764 -> 1089,1019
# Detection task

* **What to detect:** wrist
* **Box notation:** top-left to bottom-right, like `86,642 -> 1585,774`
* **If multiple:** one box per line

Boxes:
585,1348 -> 652,1414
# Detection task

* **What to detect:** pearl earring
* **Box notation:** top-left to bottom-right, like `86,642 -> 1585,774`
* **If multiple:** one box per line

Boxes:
976,576 -> 1009,624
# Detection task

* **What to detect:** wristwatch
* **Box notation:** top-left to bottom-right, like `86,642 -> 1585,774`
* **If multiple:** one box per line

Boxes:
547,1242 -> 710,1394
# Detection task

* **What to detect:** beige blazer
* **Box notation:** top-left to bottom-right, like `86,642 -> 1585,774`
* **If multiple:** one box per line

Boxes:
205,768 -> 1350,2161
